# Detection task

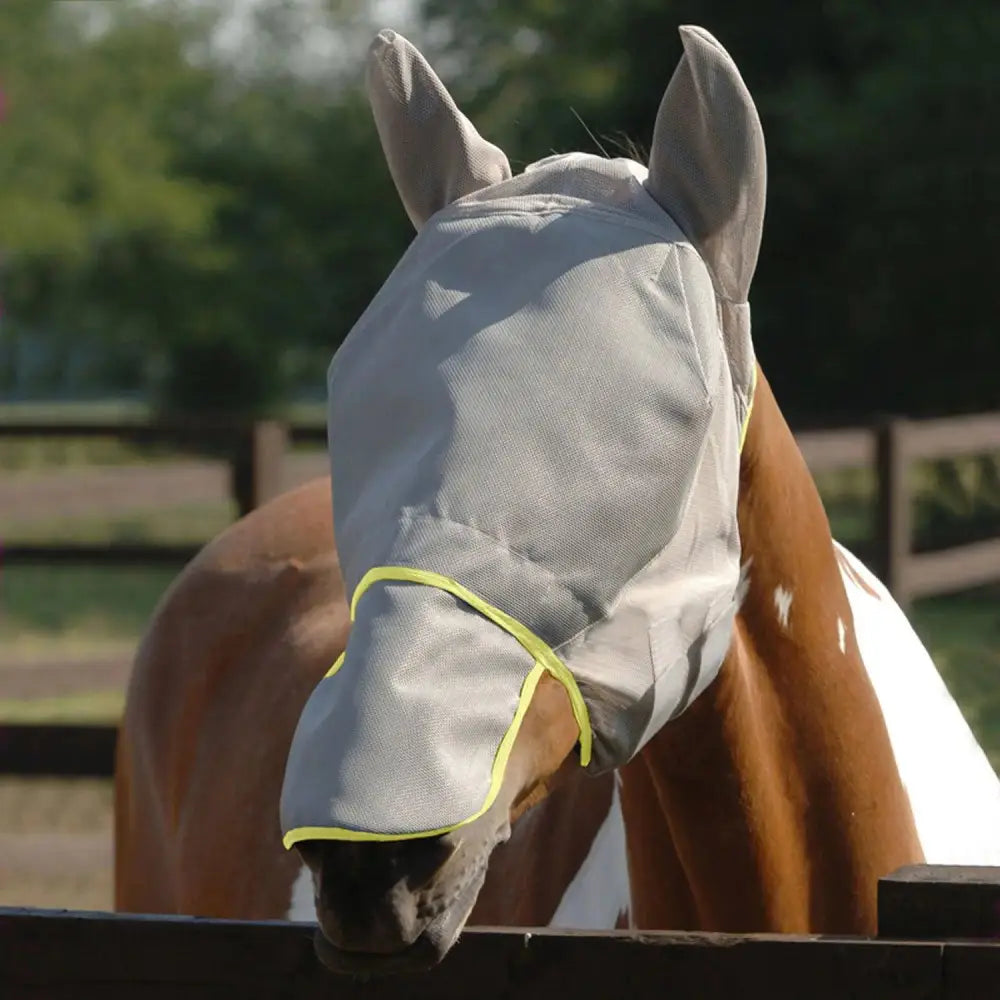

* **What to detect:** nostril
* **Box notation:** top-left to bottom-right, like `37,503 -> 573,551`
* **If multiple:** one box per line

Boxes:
300,836 -> 454,893
399,835 -> 456,891
300,836 -> 456,956
316,889 -> 423,955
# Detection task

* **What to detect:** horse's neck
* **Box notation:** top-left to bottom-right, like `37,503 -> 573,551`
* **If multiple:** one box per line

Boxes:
619,368 -> 923,934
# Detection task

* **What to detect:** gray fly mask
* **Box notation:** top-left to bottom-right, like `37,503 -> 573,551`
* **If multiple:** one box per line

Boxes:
280,25 -> 766,846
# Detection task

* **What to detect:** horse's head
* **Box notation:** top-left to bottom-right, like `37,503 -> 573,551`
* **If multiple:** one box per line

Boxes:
280,25 -> 766,975
295,670 -> 580,974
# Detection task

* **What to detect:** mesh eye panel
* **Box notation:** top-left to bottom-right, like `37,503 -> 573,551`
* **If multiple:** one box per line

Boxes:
281,154 -> 749,840
331,200 -> 712,626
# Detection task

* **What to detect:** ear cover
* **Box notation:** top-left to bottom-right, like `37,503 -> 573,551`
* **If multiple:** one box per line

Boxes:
645,25 -> 767,305
366,29 -> 512,230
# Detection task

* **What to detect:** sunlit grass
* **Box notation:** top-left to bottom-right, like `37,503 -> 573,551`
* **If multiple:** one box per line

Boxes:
0,400 -> 150,421
0,565 -> 178,648
0,398 -> 327,471
0,436 -> 162,471
0,690 -> 125,724
2,501 -> 232,546
911,588 -> 1000,772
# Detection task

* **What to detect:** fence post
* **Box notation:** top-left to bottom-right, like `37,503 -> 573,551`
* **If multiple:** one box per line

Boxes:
230,420 -> 288,518
875,418 -> 912,608
878,865 -> 1000,940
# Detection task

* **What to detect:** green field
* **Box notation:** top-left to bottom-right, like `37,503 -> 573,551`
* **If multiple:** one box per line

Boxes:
0,690 -> 126,724
910,589 -> 1000,772
0,565 -> 178,649
3,501 -> 233,546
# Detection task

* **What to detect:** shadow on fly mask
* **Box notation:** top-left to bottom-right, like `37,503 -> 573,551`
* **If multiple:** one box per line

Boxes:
284,21 -> 765,977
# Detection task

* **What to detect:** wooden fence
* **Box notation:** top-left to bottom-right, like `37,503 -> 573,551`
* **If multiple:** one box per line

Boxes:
5,420 -> 998,996
1,866 -> 999,999
796,413 -> 1000,608
0,723 -> 116,777
3,411 -> 1000,606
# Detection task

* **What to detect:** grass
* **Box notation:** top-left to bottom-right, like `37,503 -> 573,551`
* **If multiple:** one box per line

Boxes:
2,501 -> 233,546
816,458 -> 1000,548
910,588 -> 1000,772
0,776 -> 113,911
0,690 -> 125,724
0,398 -> 327,472
0,565 -> 178,652
0,400 -> 151,421
0,434 -> 325,472
0,399 -> 154,470
0,435 -> 162,471
814,465 -> 878,550
0,564 -> 173,723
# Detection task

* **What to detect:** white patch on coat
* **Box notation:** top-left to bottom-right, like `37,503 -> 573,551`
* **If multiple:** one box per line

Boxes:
549,773 -> 631,930
835,541 -> 1000,864
773,586 -> 793,630
286,864 -> 316,922
837,617 -> 847,654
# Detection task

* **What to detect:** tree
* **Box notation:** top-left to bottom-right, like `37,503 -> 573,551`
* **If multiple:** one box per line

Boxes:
0,2 -> 228,402
418,0 -> 1000,423
0,0 -> 411,415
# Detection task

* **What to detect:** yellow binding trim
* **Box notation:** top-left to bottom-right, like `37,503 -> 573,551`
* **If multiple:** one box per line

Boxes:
284,662 -> 546,846
282,566 -> 593,849
738,363 -> 758,453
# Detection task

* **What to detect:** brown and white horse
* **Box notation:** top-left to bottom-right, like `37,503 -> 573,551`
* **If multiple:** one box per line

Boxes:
114,26 -> 1000,977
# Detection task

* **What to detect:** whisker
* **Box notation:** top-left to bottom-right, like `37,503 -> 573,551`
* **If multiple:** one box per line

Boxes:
570,106 -> 611,159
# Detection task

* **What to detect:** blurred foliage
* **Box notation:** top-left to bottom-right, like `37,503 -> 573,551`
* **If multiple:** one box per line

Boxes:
0,0 -> 998,424
0,0 -> 410,416
911,588 -> 1000,773
422,0 -> 1000,425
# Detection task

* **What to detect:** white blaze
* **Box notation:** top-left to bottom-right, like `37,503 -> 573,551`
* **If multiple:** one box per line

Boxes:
773,586 -> 793,630
549,773 -> 631,930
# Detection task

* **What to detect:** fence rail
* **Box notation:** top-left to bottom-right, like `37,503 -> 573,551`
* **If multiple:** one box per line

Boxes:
3,412 -> 1000,606
1,866 -> 998,999
3,543 -> 203,566
0,724 -> 117,778
777,414 -> 1000,607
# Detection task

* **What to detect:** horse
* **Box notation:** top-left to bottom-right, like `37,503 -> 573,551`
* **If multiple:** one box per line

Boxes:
114,26 -> 1000,978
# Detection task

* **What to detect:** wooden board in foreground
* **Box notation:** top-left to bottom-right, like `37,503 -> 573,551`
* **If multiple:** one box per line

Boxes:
879,865 -> 1000,941
2,906 -> 1000,1000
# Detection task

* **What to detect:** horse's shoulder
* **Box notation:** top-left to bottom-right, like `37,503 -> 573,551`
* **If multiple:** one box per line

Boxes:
123,475 -> 348,785
136,476 -> 337,660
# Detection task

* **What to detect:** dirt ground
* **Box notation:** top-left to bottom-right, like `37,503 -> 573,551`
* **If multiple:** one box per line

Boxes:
0,452 -> 327,524
0,643 -> 123,912
0,642 -> 123,911
0,777 -> 113,911
0,656 -> 131,699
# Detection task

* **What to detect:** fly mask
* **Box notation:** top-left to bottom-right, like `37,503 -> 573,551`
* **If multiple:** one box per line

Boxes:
281,25 -> 766,846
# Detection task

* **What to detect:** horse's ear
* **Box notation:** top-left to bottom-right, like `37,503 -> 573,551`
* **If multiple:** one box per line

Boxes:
366,29 -> 512,231
645,26 -> 766,303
